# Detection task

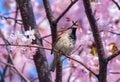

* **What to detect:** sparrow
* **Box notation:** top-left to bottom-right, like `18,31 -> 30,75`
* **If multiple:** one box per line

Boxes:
49,27 -> 77,72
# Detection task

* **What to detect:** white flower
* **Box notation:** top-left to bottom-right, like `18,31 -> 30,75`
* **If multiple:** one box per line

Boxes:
25,29 -> 35,40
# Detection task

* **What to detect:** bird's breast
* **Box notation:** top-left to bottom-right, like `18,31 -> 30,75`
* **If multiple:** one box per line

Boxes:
54,36 -> 75,55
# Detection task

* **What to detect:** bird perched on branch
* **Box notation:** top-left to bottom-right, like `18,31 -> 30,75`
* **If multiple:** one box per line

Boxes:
49,26 -> 77,72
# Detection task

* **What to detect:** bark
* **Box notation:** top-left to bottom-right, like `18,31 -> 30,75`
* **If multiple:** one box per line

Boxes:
16,0 -> 52,82
82,0 -> 107,82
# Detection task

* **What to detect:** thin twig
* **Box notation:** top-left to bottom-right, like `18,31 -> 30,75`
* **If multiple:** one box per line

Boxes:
0,31 -> 30,82
21,62 -> 26,82
40,27 -> 73,40
0,30 -> 11,82
43,38 -> 51,45
0,60 -> 14,68
0,44 -> 52,51
0,15 -> 22,25
30,77 -> 38,82
112,0 -> 120,10
65,55 -> 98,77
107,50 -> 120,61
115,78 -> 120,82
0,15 -> 22,22
56,0 -> 78,23
0,43 -> 98,80
43,0 -> 55,23
14,4 -> 19,31
110,72 -> 120,74
67,72 -> 72,82
107,31 -> 120,35
72,44 -> 82,54
0,58 -> 9,82
0,60 -> 29,82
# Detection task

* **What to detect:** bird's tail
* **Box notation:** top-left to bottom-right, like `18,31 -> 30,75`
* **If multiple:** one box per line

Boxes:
49,53 -> 60,72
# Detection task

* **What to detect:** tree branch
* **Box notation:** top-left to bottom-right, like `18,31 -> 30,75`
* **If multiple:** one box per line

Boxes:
43,0 -> 62,82
16,0 -> 52,82
66,55 -> 98,77
0,43 -> 99,80
43,0 -> 55,24
0,60 -> 30,82
0,44 -> 52,51
107,31 -> 120,35
112,0 -> 120,10
82,0 -> 107,82
13,3 -> 19,31
43,0 -> 57,41
43,0 -> 79,81
107,50 -> 120,61
0,15 -> 22,25
56,0 -> 78,23
0,30 -> 30,82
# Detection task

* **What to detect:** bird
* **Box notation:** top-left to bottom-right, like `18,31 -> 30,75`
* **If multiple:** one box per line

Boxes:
49,26 -> 77,72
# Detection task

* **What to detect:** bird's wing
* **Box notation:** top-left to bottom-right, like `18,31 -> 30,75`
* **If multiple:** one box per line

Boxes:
51,35 -> 61,54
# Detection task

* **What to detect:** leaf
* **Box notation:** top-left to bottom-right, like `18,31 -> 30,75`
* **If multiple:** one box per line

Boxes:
89,72 -> 93,78
108,42 -> 118,54
90,0 -> 98,2
90,48 -> 97,56
88,42 -> 97,56
91,0 -> 95,2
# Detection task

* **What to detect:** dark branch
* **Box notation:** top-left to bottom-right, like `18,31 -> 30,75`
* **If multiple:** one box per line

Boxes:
0,30 -> 30,82
0,60 -> 30,82
43,0 -> 55,24
13,4 -> 19,31
0,15 -> 22,25
16,0 -> 52,82
43,0 -> 57,40
110,72 -> 120,74
82,0 -> 106,58
43,1 -> 62,82
107,31 -> 120,35
82,0 -> 107,82
43,0 -> 79,82
107,50 -> 120,61
0,44 -> 52,51
112,0 -> 120,10
116,78 -> 120,82
66,55 -> 98,77
67,72 -> 72,82
0,15 -> 22,21
56,0 -> 78,23
55,59 -> 62,82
